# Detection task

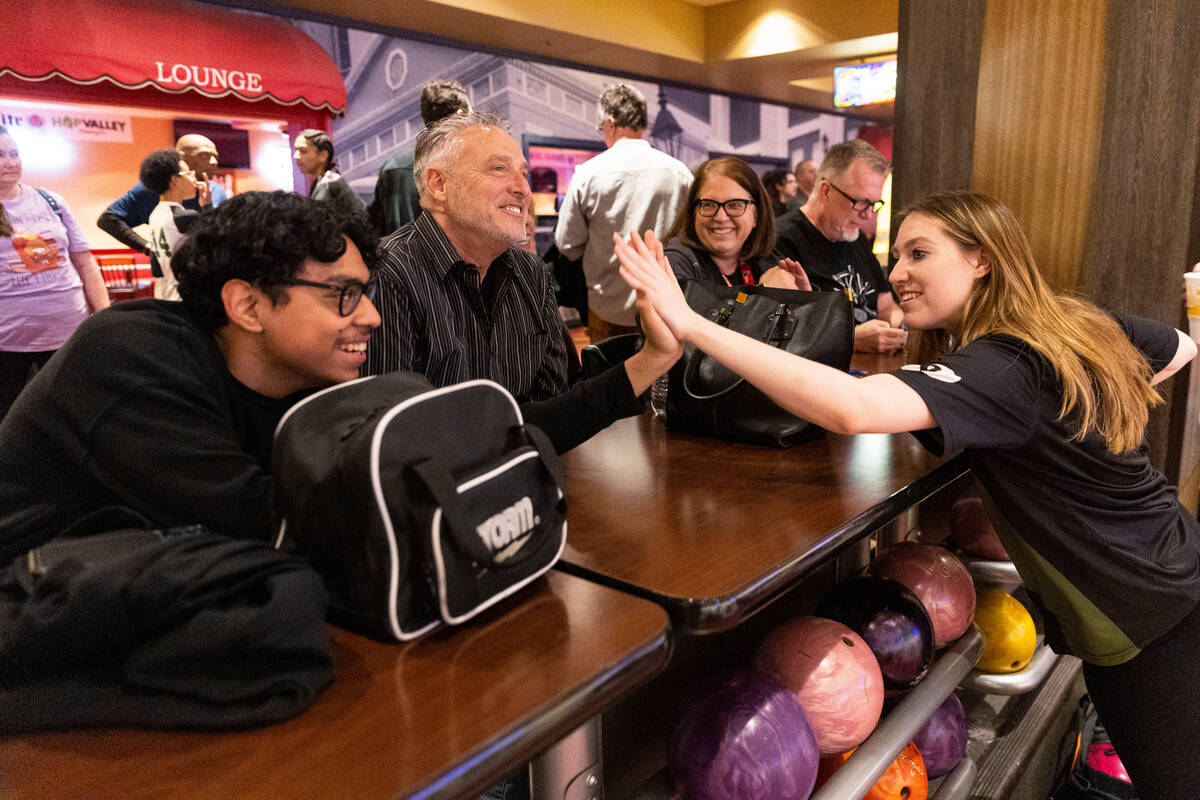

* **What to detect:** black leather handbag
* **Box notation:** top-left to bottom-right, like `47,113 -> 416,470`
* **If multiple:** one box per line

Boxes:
666,281 -> 854,447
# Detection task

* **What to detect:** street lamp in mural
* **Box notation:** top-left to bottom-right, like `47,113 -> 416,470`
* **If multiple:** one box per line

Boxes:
649,87 -> 683,159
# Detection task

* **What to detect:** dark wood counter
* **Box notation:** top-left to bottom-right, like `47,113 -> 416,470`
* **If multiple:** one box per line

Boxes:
559,352 -> 968,633
0,571 -> 671,800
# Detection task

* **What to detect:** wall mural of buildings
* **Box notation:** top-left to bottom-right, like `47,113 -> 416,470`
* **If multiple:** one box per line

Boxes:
292,19 -> 883,201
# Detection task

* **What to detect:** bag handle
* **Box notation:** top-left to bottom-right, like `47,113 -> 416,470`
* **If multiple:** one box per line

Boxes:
409,427 -> 563,568
682,299 -> 796,402
409,457 -> 497,565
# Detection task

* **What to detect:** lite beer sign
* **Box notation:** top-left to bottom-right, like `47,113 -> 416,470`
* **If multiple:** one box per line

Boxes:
154,61 -> 264,95
0,104 -> 132,143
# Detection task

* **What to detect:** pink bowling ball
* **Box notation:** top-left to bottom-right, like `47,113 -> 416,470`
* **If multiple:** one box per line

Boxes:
871,542 -> 976,648
1087,744 -> 1132,784
755,616 -> 884,755
948,496 -> 1009,560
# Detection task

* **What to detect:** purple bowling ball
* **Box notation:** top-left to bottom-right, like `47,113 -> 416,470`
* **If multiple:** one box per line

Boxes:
912,692 -> 968,778
816,574 -> 935,695
670,670 -> 819,800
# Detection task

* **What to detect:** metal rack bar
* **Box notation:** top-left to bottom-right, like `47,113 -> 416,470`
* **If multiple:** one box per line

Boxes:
931,755 -> 978,799
810,628 -> 983,800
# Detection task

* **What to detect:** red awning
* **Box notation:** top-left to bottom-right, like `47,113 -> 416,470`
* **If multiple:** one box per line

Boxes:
1,0 -> 347,115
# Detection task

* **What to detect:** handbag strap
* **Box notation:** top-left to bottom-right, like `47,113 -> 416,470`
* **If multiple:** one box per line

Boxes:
682,297 -> 797,402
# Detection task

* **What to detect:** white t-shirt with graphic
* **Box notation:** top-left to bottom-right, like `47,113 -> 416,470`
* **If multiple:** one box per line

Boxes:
0,186 -> 90,351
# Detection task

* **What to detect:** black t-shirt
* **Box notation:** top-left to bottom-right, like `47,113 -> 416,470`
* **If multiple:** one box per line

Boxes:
772,209 -> 888,324
891,314 -> 1200,665
0,301 -> 304,564
664,240 -> 763,286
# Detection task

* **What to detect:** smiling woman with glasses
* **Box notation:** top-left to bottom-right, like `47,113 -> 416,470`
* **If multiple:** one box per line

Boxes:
662,157 -> 777,287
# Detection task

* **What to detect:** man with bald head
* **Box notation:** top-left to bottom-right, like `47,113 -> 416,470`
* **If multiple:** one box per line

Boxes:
773,140 -> 905,353
363,111 -> 680,453
97,134 -> 227,257
786,159 -> 817,211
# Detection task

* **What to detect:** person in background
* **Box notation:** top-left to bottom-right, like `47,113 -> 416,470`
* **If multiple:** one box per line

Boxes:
97,134 -> 224,257
369,79 -> 471,238
554,83 -> 692,343
663,156 -> 809,291
787,159 -> 817,211
140,149 -> 200,301
617,191 -> 1200,800
773,139 -> 905,353
761,168 -> 797,218
294,129 -> 367,220
0,125 -> 109,421
520,202 -> 582,385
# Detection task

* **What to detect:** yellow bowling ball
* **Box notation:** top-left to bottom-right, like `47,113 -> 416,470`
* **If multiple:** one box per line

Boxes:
974,587 -> 1037,673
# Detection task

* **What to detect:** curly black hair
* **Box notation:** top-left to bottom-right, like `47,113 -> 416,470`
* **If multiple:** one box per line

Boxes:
173,190 -> 379,331
139,149 -> 185,195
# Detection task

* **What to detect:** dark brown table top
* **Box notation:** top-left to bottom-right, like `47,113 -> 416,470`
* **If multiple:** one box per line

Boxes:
559,352 -> 968,633
0,571 -> 671,800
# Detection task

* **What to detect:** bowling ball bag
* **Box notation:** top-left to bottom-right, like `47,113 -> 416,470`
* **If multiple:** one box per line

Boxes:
272,371 -> 567,641
1050,694 -> 1137,800
667,280 -> 853,447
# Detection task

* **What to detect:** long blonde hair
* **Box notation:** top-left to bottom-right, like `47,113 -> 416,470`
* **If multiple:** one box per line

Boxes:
901,192 -> 1160,454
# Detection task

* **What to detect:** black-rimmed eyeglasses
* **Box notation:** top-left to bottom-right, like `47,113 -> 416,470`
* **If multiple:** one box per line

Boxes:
827,181 -> 885,213
275,276 -> 378,316
694,198 -> 755,218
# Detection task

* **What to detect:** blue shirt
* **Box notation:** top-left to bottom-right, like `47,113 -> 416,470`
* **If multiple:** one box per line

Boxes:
105,181 -> 227,226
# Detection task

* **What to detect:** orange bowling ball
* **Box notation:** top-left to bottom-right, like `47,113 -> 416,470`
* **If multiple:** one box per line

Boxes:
815,742 -> 929,800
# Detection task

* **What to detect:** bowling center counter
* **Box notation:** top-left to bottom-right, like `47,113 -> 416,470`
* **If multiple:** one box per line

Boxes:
0,353 -> 1081,800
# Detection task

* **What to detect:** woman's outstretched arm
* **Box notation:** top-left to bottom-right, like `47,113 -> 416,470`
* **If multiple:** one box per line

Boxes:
616,230 -> 936,435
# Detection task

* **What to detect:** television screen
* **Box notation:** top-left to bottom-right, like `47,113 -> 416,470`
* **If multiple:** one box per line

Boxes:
172,119 -> 252,169
833,59 -> 897,108
525,140 -> 604,216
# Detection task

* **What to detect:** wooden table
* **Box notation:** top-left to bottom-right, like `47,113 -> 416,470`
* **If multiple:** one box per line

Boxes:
0,572 -> 671,800
559,352 -> 968,633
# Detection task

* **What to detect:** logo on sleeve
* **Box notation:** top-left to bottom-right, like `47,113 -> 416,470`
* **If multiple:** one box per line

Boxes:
901,363 -> 962,383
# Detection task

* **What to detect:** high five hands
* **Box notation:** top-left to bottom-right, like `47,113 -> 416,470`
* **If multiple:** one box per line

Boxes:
614,230 -> 699,342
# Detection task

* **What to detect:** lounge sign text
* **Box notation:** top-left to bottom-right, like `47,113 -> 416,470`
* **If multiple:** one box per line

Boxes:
154,61 -> 264,95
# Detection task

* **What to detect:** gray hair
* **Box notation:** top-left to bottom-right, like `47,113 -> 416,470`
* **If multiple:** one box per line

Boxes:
413,110 -> 513,199
818,139 -> 891,183
598,84 -> 648,131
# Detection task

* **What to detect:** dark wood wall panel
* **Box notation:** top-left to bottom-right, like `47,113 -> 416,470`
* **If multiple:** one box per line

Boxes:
897,0 -> 1200,487
892,0 -> 986,212
1079,0 -> 1200,491
972,0 -> 1107,293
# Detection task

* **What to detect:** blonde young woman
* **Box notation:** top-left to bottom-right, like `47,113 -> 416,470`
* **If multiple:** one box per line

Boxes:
615,191 -> 1199,800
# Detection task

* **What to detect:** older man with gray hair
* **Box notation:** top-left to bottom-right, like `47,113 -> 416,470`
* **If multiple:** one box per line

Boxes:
363,111 -> 681,453
773,139 -> 905,353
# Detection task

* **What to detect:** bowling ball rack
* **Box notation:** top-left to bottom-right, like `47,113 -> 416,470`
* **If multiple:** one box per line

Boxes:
808,628 -> 981,800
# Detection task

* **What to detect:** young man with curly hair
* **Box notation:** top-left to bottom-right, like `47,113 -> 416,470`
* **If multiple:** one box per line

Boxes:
0,191 -> 381,563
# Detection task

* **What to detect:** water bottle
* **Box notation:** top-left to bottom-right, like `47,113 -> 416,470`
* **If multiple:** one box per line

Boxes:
650,374 -> 669,418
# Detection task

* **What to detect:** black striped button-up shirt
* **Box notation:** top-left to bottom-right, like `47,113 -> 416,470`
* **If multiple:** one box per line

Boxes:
363,212 -> 568,402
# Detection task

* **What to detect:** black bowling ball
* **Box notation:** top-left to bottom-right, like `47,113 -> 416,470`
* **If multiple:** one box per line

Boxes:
815,574 -> 935,694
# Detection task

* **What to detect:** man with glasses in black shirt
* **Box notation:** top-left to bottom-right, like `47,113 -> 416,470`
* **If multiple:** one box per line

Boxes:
773,140 -> 907,353
0,191 -> 380,563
